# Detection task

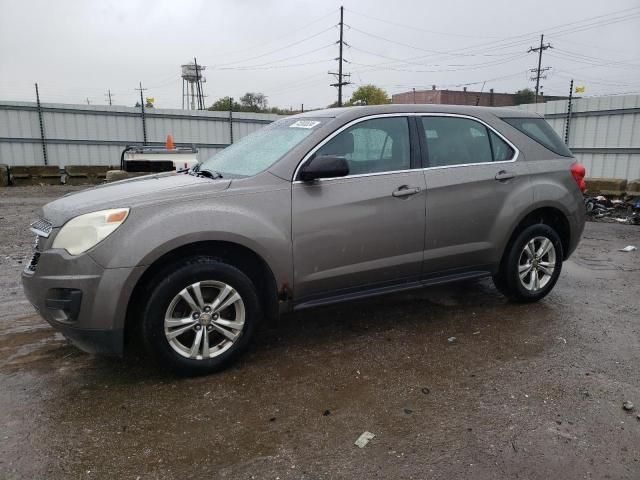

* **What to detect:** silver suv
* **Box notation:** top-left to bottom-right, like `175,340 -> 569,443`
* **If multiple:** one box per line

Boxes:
22,105 -> 586,374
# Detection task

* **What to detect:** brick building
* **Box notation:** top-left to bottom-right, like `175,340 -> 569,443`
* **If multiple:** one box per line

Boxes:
392,86 -> 567,107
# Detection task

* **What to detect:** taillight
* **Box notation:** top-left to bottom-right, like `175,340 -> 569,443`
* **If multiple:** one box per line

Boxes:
570,162 -> 586,192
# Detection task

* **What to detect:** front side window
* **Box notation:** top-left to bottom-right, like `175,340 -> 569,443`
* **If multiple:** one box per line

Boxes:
315,117 -> 410,175
421,116 -> 497,167
201,117 -> 327,177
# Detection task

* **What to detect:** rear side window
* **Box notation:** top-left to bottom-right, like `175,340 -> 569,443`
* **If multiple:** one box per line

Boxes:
503,117 -> 572,157
489,131 -> 515,162
421,116 -> 512,167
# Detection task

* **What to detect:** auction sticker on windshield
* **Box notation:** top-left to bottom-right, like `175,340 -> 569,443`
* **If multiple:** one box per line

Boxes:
289,120 -> 321,129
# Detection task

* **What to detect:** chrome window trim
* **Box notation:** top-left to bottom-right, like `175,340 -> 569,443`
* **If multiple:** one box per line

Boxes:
292,112 -> 519,183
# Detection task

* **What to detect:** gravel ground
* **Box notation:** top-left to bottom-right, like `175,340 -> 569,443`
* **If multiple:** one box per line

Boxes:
1,186 -> 639,479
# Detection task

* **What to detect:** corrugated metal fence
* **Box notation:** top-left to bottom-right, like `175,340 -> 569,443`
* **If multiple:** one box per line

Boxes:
513,94 -> 640,181
0,101 -> 283,167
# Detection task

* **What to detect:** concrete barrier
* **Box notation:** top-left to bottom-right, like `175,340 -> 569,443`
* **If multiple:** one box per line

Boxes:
10,166 -> 61,186
584,177 -> 628,196
0,165 -> 8,187
626,180 -> 640,196
65,165 -> 113,185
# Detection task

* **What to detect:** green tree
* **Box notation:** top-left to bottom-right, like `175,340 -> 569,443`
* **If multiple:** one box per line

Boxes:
348,85 -> 390,106
239,92 -> 268,112
514,88 -> 535,105
208,96 -> 241,111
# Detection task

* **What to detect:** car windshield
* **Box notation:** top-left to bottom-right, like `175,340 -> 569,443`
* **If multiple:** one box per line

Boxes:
200,117 -> 327,177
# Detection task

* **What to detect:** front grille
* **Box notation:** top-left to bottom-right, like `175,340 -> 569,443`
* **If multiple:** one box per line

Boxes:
30,218 -> 53,237
25,235 -> 42,273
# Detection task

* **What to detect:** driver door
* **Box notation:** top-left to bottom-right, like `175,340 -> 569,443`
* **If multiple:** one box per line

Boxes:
292,116 -> 427,303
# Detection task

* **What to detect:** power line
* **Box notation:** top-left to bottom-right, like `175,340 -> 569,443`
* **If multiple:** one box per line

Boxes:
213,26 -> 336,68
548,50 -> 640,70
347,6 -> 640,74
217,44 -> 335,70
211,9 -> 336,60
348,49 -> 529,73
346,8 -> 501,40
219,59 -> 334,71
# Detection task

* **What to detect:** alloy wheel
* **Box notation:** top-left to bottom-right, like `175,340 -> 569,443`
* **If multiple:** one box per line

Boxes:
163,280 -> 245,360
518,236 -> 556,292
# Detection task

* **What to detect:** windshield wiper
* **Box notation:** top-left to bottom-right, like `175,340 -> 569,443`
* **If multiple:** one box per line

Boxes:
195,167 -> 223,179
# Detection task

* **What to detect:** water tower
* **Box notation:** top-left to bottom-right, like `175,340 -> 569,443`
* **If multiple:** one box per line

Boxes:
181,58 -> 206,110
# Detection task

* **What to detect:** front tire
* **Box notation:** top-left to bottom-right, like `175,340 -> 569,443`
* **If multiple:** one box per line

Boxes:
140,257 -> 261,375
493,224 -> 564,303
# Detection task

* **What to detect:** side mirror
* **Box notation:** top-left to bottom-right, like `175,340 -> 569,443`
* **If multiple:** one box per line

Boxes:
299,155 -> 349,182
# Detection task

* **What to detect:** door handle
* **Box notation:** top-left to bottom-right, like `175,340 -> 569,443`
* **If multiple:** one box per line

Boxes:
392,185 -> 421,198
495,170 -> 516,181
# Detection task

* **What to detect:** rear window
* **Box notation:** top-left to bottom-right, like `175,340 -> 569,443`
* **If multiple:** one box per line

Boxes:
503,117 -> 573,157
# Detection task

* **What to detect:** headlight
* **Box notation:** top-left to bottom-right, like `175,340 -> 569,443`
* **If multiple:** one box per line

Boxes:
52,208 -> 130,255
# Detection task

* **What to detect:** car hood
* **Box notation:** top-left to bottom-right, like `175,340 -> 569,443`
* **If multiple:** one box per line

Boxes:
42,173 -> 231,227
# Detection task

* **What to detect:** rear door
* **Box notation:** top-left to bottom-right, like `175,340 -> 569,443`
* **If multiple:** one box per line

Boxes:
292,115 -> 427,302
418,115 -> 528,274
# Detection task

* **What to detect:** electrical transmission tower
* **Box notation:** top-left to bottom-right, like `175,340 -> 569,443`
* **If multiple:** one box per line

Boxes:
528,34 -> 552,103
329,6 -> 351,107
181,57 -> 206,110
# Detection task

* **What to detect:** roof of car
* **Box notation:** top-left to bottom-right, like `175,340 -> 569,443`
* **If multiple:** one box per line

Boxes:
293,104 -> 540,119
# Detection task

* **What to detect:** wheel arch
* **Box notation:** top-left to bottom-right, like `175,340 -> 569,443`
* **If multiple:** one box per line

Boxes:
501,205 -> 572,266
124,240 -> 281,349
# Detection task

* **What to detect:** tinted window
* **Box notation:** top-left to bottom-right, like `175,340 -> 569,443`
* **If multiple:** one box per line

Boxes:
503,117 -> 572,157
489,130 -> 515,161
316,117 -> 410,175
421,117 -> 493,167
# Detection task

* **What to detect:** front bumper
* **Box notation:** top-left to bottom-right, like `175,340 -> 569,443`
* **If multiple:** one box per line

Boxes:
21,248 -> 140,356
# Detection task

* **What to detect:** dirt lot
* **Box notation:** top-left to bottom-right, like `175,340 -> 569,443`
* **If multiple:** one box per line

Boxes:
1,186 -> 639,479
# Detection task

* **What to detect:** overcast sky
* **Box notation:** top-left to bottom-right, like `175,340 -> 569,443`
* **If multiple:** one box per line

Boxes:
1,0 -> 639,110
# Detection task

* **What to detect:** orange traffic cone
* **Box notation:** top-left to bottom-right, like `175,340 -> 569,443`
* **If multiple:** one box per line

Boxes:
165,134 -> 175,150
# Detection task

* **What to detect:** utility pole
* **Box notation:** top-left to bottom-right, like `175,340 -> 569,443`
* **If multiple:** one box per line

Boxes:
106,89 -> 113,106
329,6 -> 350,106
194,57 -> 205,110
564,79 -> 574,145
34,83 -> 48,166
86,98 -> 90,105
135,82 -> 148,144
528,34 -> 552,103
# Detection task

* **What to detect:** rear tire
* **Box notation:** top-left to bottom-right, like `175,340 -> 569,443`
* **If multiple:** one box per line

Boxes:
493,224 -> 563,303
140,257 -> 261,375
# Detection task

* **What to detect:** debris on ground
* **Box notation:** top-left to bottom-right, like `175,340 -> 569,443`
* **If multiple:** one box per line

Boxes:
447,337 -> 456,342
421,387 -> 430,395
404,408 -> 413,415
619,245 -> 637,252
584,194 -> 640,224
623,401 -> 634,411
322,410 -> 331,416
354,431 -> 375,448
